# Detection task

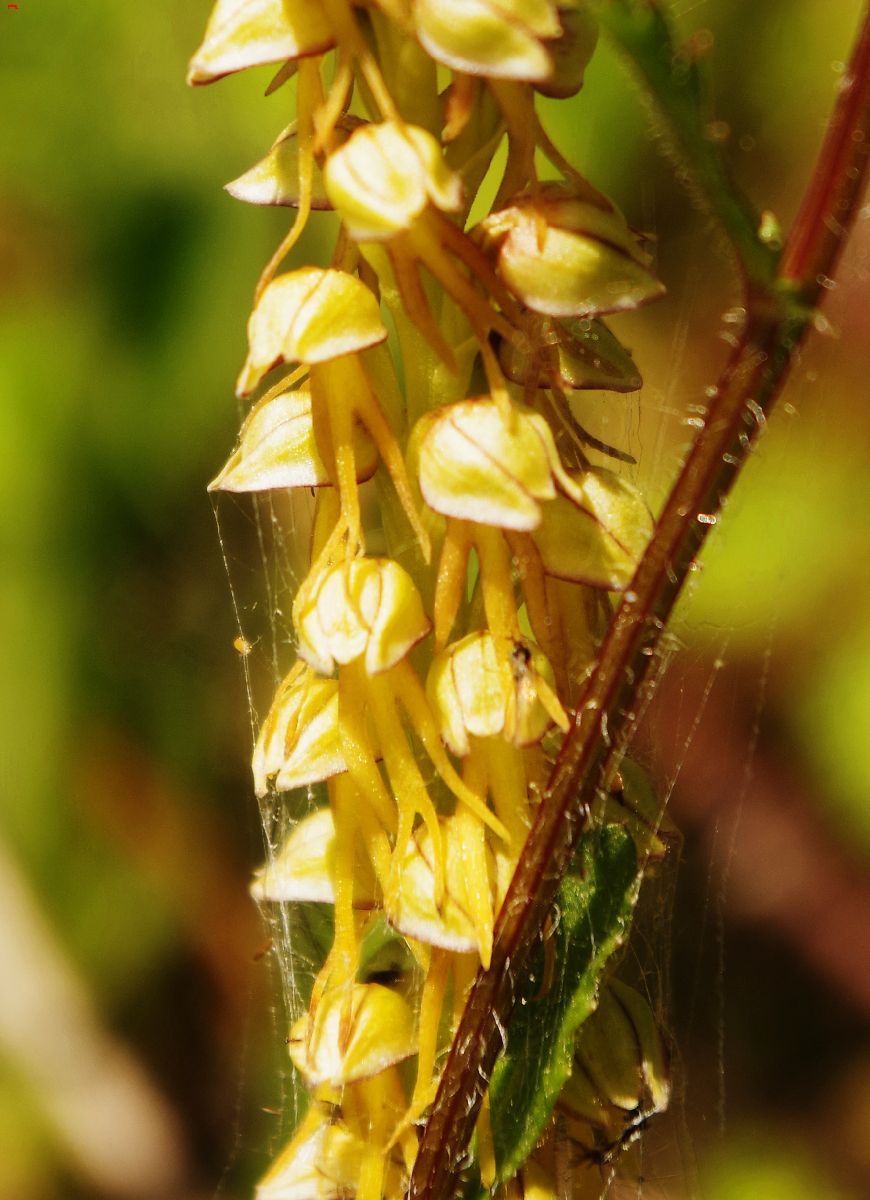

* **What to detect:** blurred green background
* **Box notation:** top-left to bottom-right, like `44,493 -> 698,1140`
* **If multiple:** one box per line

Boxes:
1,2 -> 868,1197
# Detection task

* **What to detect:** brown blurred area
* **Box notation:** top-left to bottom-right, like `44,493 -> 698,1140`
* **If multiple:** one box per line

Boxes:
1,2 -> 869,1198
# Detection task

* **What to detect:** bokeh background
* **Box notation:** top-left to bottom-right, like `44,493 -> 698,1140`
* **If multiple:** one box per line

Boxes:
1,2 -> 869,1197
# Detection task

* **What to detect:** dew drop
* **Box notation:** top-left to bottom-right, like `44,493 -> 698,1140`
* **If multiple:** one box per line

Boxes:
696,512 -> 718,526
722,305 -> 747,325
705,119 -> 730,143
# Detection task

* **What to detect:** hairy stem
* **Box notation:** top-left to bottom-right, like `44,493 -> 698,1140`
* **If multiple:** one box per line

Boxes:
410,5 -> 870,1197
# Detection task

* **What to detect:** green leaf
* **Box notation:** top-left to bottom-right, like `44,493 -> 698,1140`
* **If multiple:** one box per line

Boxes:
489,825 -> 640,1181
588,0 -> 777,286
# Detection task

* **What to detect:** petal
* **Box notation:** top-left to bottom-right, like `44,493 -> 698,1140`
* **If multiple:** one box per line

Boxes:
533,468 -> 653,590
288,983 -> 417,1086
237,269 -> 387,396
417,400 -> 559,529
188,0 -> 333,86
209,386 -> 379,493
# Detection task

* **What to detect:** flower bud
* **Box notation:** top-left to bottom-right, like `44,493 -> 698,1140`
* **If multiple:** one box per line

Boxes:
188,0 -> 333,86
479,184 -> 664,318
532,468 -> 653,590
594,759 -> 679,863
561,981 -> 670,1132
414,0 -> 560,82
295,558 -> 431,676
323,121 -> 462,241
209,385 -> 378,493
416,398 -> 564,530
237,268 -> 387,396
252,667 -> 347,797
288,983 -> 417,1086
426,631 -> 562,755
251,808 -> 378,907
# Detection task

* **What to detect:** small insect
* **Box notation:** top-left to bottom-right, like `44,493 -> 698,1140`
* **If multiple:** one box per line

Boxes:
233,634 -> 253,656
511,641 -> 532,680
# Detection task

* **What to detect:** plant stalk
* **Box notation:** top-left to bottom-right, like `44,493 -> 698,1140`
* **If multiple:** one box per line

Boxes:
409,5 -> 870,1198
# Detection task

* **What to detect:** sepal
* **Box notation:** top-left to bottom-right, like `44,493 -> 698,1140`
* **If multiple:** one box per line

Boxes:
226,118 -> 362,209
209,386 -> 378,493
324,121 -> 462,241
253,667 -> 347,796
386,816 -> 495,958
188,0 -> 333,86
237,269 -> 387,396
500,316 -> 642,393
479,184 -> 664,318
426,631 -> 565,756
414,0 -> 560,82
251,808 -> 378,908
416,399 -> 565,530
533,468 -> 653,590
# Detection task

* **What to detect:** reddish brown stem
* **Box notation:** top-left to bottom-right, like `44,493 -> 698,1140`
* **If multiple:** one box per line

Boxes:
409,5 -> 870,1198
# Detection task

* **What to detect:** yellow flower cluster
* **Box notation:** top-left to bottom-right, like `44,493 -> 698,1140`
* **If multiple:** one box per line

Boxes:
191,2 -> 668,1197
